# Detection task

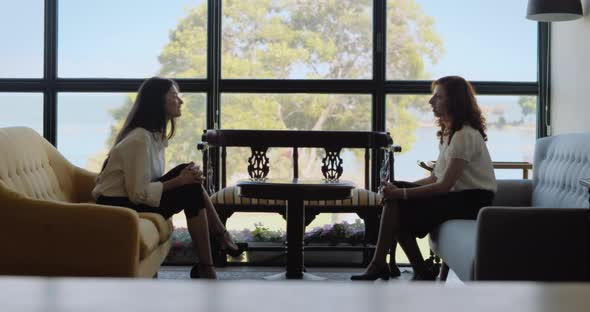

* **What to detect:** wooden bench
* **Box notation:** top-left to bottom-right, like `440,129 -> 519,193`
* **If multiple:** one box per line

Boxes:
198,129 -> 401,264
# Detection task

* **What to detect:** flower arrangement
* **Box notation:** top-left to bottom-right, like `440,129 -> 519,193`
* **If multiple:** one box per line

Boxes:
304,219 -> 365,245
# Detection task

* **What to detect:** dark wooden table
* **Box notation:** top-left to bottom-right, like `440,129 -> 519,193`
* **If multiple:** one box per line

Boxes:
237,178 -> 355,280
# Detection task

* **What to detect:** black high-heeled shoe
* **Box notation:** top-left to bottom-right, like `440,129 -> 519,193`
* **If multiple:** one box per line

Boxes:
389,261 -> 401,278
350,263 -> 391,281
213,230 -> 248,258
190,263 -> 217,279
190,264 -> 200,279
411,267 -> 438,281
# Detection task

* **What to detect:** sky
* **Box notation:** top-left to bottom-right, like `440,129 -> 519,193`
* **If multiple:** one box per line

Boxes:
0,0 -> 536,80
415,0 -> 536,81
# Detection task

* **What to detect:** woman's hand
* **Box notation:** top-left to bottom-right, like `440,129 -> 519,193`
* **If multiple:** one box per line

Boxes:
381,182 -> 400,200
177,162 -> 205,185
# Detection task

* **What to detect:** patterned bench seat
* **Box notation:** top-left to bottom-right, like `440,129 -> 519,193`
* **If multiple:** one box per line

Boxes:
211,185 -> 382,222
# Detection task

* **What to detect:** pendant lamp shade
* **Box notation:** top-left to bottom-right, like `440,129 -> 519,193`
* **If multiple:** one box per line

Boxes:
527,0 -> 583,22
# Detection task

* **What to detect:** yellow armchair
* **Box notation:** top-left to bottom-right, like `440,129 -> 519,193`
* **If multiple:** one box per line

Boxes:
0,127 -> 172,277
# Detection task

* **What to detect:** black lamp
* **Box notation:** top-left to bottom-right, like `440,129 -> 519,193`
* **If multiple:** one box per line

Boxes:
527,0 -> 583,22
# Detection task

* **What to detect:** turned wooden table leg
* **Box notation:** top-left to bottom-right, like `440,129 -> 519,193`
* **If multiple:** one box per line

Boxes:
286,199 -> 305,279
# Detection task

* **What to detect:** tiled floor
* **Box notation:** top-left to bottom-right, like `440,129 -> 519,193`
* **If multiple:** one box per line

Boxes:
160,265 -> 443,282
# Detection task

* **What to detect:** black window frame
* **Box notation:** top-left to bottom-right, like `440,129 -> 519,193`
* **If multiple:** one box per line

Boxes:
0,0 -> 549,190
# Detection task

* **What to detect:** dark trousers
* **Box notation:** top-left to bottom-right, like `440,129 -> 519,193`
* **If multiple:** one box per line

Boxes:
97,163 -> 205,220
392,180 -> 494,238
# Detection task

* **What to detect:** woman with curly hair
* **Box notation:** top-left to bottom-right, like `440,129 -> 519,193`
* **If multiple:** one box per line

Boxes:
352,76 -> 496,281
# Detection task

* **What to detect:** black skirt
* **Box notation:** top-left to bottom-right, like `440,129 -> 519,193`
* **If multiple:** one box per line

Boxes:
393,181 -> 494,238
96,163 -> 205,220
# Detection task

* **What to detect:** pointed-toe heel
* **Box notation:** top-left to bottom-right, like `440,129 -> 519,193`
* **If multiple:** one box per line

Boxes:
389,262 -> 401,278
190,265 -> 200,279
191,263 -> 217,280
351,264 -> 391,281
411,267 -> 439,281
226,242 -> 248,258
214,230 -> 247,258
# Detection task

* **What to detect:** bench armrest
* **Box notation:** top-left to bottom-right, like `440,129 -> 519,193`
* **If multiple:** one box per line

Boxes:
474,206 -> 590,281
0,187 -> 140,277
383,144 -> 402,153
197,141 -> 208,151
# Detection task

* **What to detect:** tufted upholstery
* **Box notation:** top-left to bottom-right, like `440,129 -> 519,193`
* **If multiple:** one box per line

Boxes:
532,133 -> 590,208
430,132 -> 590,281
0,127 -> 86,203
0,127 -> 173,277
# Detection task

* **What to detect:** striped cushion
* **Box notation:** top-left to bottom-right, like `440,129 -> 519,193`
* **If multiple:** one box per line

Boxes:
210,186 -> 382,210
305,188 -> 381,209
210,185 -> 286,208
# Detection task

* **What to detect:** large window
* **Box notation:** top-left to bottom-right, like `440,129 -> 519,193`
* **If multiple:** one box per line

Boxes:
0,94 -> 43,132
221,93 -> 371,131
221,92 -> 371,186
58,93 -> 131,171
1,0 -> 543,265
0,1 -> 44,78
221,0 -> 373,79
58,0 -> 207,78
387,0 -> 537,81
387,94 -> 537,181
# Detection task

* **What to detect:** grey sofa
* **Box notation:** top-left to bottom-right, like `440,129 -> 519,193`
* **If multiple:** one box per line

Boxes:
429,133 -> 590,281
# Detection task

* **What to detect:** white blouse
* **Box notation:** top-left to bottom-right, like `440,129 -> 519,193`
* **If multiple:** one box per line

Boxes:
92,127 -> 168,207
433,125 -> 497,193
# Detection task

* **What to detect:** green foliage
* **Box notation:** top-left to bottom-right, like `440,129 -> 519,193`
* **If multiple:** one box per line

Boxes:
518,96 -> 536,117
251,223 -> 285,242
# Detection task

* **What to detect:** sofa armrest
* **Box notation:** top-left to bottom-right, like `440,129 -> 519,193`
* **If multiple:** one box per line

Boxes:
493,179 -> 532,206
72,166 -> 99,203
474,206 -> 590,281
0,187 -> 140,277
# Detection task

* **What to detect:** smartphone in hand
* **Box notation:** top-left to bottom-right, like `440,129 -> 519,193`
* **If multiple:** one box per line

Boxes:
417,160 -> 433,172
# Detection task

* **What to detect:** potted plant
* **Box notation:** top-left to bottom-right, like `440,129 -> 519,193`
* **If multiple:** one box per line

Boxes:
303,219 -> 366,265
230,223 -> 286,265
228,220 -> 367,265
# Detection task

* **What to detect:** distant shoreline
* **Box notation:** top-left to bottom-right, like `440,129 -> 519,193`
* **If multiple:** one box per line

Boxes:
415,122 -> 536,131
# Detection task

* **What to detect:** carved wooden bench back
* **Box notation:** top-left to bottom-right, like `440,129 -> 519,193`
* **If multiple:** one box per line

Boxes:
198,130 -> 400,194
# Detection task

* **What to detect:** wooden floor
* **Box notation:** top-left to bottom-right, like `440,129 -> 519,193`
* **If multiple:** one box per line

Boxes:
1,276 -> 589,311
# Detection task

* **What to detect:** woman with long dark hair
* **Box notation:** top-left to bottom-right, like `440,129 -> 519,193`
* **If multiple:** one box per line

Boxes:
352,76 -> 496,280
92,77 -> 243,279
